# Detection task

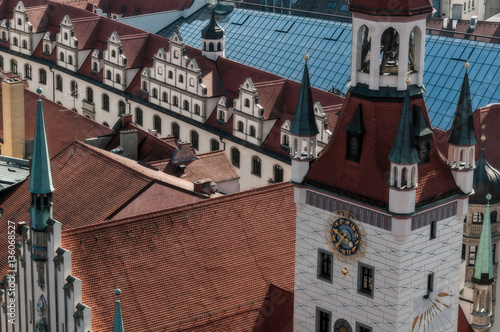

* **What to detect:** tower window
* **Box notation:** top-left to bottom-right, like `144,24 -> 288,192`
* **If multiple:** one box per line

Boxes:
106,70 -> 111,80
469,245 -> 477,265
183,100 -> 189,111
273,165 -> 284,183
317,249 -> 332,282
251,156 -> 261,177
359,25 -> 371,73
316,307 -> 331,332
209,42 -> 214,51
68,55 -> 73,65
60,52 -> 64,62
244,98 -> 250,107
13,37 -> 18,46
217,42 -> 221,51
430,220 -> 437,240
249,126 -> 256,137
345,105 -> 365,163
231,147 -> 240,168
194,105 -> 201,115
178,74 -> 184,83
168,71 -> 173,79
64,32 -> 68,40
173,96 -> 179,107
380,28 -> 399,75
116,73 -> 121,84
472,212 -> 484,224
358,263 -> 374,297
154,115 -> 162,134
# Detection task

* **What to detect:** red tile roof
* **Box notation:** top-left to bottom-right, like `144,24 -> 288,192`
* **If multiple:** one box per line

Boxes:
426,18 -> 500,42
434,103 -> 500,170
59,182 -> 295,331
349,0 -> 433,16
306,93 -> 460,208
457,305 -> 473,332
149,150 -> 240,184
0,84 -> 112,157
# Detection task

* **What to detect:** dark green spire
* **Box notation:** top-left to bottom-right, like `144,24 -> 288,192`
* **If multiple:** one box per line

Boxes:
201,6 -> 225,39
29,88 -> 54,194
447,69 -> 478,145
113,289 -> 125,332
290,59 -> 319,137
413,105 -> 433,137
344,105 -> 365,134
473,194 -> 495,285
388,90 -> 419,164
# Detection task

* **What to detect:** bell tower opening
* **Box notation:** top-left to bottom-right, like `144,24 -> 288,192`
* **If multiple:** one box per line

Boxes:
379,28 -> 399,75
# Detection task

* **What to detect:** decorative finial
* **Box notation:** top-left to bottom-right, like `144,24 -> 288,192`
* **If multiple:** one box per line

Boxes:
406,75 -> 411,85
481,134 -> 486,142
212,0 -> 215,6
304,52 -> 309,62
465,50 -> 470,69
341,267 -> 349,276
175,25 -> 179,34
486,193 -> 492,201
36,87 -> 43,96
115,288 -> 121,299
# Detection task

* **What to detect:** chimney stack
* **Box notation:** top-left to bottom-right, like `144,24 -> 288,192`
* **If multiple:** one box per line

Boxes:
120,113 -> 133,127
2,78 -> 25,158
119,129 -> 138,160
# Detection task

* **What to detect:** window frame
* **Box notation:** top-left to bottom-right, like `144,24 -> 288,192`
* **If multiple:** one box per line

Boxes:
356,322 -> 373,332
315,307 -> 332,332
231,147 -> 240,168
430,220 -> 437,240
317,249 -> 333,283
102,94 -> 110,111
153,115 -> 162,134
469,245 -> 477,265
190,130 -> 199,150
251,156 -> 261,177
39,69 -> 46,85
358,262 -> 374,298
135,108 -> 143,126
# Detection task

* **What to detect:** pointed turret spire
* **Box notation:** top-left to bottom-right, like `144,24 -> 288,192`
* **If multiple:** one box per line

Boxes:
29,87 -> 54,195
473,194 -> 495,284
289,56 -> 319,137
201,5 -> 225,40
388,90 -> 419,164
113,289 -> 125,332
447,65 -> 478,146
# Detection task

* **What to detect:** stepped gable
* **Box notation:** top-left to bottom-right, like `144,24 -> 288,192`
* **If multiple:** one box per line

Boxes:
306,93 -> 459,208
349,0 -> 433,16
60,182 -> 295,331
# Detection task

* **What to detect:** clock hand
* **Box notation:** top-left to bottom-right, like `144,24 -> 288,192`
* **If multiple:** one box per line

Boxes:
334,231 -> 347,250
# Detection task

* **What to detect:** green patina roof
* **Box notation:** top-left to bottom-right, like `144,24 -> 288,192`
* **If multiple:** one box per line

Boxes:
388,91 -> 419,164
289,61 -> 319,137
113,289 -> 124,332
473,194 -> 495,284
413,105 -> 433,137
344,105 -> 365,134
447,70 -> 478,146
29,89 -> 54,194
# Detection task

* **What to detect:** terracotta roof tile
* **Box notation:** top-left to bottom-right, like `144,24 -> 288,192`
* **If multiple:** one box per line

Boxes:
59,182 -> 295,331
350,0 -> 433,16
306,93 -> 460,207
457,305 -> 473,332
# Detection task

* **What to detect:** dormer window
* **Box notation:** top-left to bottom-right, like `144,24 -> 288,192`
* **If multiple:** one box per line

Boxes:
13,37 -> 18,46
244,98 -> 250,107
162,92 -> 168,102
60,52 -> 64,62
17,18 -> 22,26
237,121 -> 244,132
413,105 -> 433,164
22,40 -> 27,49
92,62 -> 98,72
44,44 -> 50,53
142,81 -> 147,91
64,32 -> 68,40
174,50 -> 179,59
168,71 -> 173,79
2,32 -> 6,40
152,88 -> 158,99
106,70 -> 111,80
195,105 -> 201,115
345,105 -> 365,163
111,50 -> 116,58
282,135 -> 289,147
218,110 -> 225,121
68,55 -> 73,65
179,74 -> 184,83
116,73 -> 121,84
249,125 -> 256,137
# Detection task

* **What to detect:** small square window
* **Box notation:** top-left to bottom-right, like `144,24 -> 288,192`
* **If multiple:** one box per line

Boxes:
316,307 -> 331,332
317,249 -> 333,283
358,263 -> 374,298
425,272 -> 434,297
430,220 -> 437,239
356,322 -> 372,332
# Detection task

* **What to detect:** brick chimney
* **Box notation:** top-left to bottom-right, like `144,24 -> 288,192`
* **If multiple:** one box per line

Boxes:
120,113 -> 133,127
2,78 -> 25,158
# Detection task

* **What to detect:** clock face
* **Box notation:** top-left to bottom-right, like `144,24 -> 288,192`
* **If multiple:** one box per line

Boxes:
411,288 -> 454,332
325,210 -> 365,264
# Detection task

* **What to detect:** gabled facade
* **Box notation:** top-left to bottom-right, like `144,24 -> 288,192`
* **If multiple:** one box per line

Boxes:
102,31 -> 127,91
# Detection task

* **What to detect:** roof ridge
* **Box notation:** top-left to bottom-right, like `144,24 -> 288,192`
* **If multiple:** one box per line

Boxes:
62,182 -> 293,235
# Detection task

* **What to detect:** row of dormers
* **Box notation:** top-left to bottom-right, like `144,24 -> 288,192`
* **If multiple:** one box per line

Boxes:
0,1 -> 339,160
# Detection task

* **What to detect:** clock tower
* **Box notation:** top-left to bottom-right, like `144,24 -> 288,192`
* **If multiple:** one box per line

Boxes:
292,0 -> 473,331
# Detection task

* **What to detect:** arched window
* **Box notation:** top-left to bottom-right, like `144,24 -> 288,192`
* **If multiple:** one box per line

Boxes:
191,131 -> 199,150
118,101 -> 126,115
22,40 -> 27,49
189,78 -> 195,87
251,156 -> 261,177
86,87 -> 93,103
491,211 -> 498,223
183,100 -> 189,111
142,81 -> 148,91
274,165 -> 284,183
70,81 -> 78,98
174,50 -> 179,59
11,60 -> 17,74
102,94 -> 109,111
92,62 -> 98,72
154,115 -> 162,134
39,69 -> 46,84
56,74 -> 63,91
68,55 -> 73,65
218,110 -> 225,121
209,42 -> 214,51
106,70 -> 111,80
173,96 -> 179,106
153,88 -> 158,99
17,18 -> 22,26
472,212 -> 484,224
102,121 -> 109,127
111,50 -> 116,58
244,98 -> 250,107
217,42 -> 221,51
24,63 -> 32,79
64,32 -> 68,40
359,25 -> 371,73
116,73 -> 121,84
172,122 -> 180,140
401,167 -> 408,188
2,32 -> 6,40
231,148 -> 240,168
211,139 -> 220,151
237,121 -> 244,132
60,52 -> 65,62
0,55 -> 3,69
44,44 -> 50,53
203,41 -> 206,50
178,74 -> 184,83
13,37 -> 18,46
249,125 -> 256,137
162,92 -> 168,102
168,71 -> 173,79
194,105 -> 201,115
136,108 -> 143,126
157,66 -> 163,75
380,28 -> 400,74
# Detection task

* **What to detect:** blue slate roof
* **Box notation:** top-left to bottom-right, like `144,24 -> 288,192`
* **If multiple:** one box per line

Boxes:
157,6 -> 500,130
